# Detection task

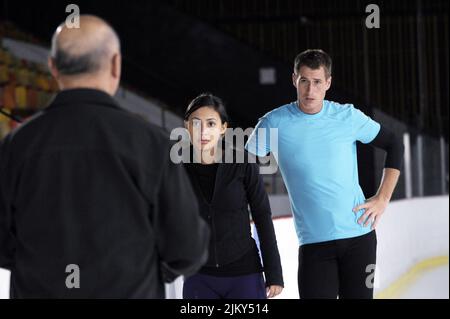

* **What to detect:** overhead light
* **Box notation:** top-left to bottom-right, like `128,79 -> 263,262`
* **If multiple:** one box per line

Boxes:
259,67 -> 276,85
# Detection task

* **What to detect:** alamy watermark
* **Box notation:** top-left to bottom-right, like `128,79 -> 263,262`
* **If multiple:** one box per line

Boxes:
169,126 -> 279,174
65,264 -> 80,289
365,263 -> 380,289
65,4 -> 80,29
365,4 -> 380,29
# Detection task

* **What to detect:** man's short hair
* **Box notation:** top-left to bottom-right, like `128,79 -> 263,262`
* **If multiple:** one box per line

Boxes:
294,49 -> 332,78
50,47 -> 105,76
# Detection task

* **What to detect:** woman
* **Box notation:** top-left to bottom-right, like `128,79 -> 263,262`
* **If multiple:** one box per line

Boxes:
182,93 -> 284,299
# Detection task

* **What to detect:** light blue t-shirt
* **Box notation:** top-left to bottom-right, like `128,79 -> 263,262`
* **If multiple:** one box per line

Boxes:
245,100 -> 381,245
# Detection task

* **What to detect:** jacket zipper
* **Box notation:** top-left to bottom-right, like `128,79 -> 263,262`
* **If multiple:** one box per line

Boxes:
209,204 -> 219,268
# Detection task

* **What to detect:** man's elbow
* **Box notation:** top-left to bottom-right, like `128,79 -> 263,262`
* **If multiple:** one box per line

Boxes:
386,133 -> 405,171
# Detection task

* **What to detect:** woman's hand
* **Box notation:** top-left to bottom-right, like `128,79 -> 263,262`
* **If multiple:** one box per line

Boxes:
266,285 -> 283,298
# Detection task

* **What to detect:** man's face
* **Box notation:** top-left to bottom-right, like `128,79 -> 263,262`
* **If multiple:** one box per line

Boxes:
292,66 -> 332,114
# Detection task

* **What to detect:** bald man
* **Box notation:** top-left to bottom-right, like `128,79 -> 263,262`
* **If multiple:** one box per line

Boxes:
0,16 -> 209,298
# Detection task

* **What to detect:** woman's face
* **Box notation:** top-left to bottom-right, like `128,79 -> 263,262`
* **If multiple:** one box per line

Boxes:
185,106 -> 227,152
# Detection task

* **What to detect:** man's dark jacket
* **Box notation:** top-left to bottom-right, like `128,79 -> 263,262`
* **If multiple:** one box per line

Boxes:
0,88 -> 208,298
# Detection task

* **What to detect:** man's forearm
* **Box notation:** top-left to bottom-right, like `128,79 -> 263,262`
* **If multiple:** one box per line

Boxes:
376,168 -> 401,202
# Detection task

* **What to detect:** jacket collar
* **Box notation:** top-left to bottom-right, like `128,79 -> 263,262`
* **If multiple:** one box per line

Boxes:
47,88 -> 121,110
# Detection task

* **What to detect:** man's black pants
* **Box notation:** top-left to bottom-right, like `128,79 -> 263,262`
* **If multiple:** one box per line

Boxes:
298,230 -> 377,299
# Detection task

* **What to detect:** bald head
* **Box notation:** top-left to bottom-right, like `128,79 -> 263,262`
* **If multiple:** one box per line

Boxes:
50,15 -> 120,76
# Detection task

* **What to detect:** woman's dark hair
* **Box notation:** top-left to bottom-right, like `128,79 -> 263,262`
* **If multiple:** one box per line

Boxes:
184,93 -> 229,124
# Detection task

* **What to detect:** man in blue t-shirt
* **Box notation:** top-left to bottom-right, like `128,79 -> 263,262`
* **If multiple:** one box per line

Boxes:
246,49 -> 404,299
